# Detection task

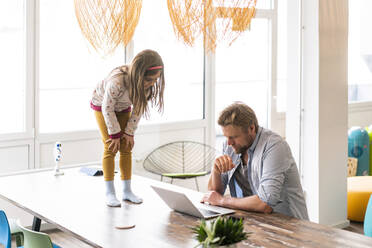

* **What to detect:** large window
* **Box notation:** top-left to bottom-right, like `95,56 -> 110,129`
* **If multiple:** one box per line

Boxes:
0,0 -> 284,172
0,1 -> 26,134
132,0 -> 204,124
276,0 -> 287,112
348,0 -> 372,103
1,0 -> 278,135
215,19 -> 270,132
39,0 -> 124,133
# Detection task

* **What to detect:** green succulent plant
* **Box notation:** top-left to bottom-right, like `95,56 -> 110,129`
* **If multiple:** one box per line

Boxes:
192,216 -> 250,247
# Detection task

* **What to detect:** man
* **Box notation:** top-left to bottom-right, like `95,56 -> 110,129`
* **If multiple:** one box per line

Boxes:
202,102 -> 308,220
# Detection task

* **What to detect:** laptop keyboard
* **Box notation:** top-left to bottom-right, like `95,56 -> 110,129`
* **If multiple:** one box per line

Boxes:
198,208 -> 219,216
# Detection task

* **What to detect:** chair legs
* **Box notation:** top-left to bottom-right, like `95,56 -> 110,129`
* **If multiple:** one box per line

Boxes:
15,233 -> 23,247
194,177 -> 199,192
32,217 -> 41,231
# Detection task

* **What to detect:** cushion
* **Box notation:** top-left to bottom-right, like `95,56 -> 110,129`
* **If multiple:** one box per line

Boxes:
162,171 -> 208,178
347,176 -> 372,221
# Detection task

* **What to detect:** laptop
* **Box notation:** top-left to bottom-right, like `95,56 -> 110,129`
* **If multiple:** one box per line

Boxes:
151,185 -> 235,219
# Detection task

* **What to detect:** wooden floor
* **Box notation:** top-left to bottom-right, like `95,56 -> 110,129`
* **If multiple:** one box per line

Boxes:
45,229 -> 93,248
343,221 -> 364,235
10,221 -> 366,248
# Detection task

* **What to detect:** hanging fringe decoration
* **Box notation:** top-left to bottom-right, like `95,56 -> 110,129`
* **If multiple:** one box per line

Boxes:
167,0 -> 257,53
74,0 -> 142,56
167,0 -> 205,47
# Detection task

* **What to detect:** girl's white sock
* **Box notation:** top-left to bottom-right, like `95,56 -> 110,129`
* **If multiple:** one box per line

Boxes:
122,179 -> 143,204
105,180 -> 121,207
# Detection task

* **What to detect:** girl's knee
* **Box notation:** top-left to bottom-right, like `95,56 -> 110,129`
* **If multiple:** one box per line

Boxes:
103,149 -> 117,157
119,145 -> 132,153
119,150 -> 132,156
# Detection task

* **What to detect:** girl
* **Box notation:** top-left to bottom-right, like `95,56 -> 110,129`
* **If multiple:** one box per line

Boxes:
91,49 -> 165,207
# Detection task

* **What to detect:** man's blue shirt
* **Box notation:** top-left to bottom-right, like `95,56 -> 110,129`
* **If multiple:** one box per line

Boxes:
220,127 -> 309,220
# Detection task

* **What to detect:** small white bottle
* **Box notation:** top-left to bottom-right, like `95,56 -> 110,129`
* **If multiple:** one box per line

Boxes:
54,141 -> 64,176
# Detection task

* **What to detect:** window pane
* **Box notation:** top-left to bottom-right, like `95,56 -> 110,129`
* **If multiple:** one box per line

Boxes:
276,0 -> 287,112
213,0 -> 272,9
0,1 -> 25,134
132,0 -> 204,124
256,0 -> 273,9
348,0 -> 372,103
39,0 -> 124,133
215,19 -> 269,133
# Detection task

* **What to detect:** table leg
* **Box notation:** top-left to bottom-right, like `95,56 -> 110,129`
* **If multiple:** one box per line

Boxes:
15,233 -> 23,247
32,216 -> 41,231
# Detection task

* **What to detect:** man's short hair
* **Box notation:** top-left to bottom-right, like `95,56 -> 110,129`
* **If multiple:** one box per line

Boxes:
218,102 -> 258,132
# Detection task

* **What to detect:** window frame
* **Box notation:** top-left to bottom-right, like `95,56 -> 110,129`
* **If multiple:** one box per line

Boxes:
0,0 -> 284,171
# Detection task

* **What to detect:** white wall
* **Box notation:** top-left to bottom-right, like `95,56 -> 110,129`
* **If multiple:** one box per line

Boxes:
287,0 -> 349,227
349,103 -> 372,129
0,142 -> 30,173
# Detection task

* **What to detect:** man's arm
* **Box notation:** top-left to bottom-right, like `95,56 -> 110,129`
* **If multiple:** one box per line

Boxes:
207,155 -> 235,194
207,170 -> 224,194
202,191 -> 273,214
204,155 -> 272,214
222,194 -> 273,213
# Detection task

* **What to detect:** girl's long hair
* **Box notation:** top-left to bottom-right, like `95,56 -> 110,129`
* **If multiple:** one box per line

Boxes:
127,49 -> 165,118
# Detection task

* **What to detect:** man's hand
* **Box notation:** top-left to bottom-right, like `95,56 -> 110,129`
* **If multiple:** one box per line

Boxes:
213,155 -> 235,174
201,191 -> 224,206
122,134 -> 134,150
105,138 -> 120,153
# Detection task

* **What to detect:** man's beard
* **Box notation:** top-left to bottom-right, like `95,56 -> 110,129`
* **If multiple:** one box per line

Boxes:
234,134 -> 254,155
236,145 -> 249,155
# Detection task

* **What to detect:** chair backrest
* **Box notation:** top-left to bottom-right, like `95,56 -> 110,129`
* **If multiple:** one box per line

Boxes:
0,210 -> 11,248
364,194 -> 372,237
143,141 -> 220,175
16,220 -> 54,248
347,157 -> 358,177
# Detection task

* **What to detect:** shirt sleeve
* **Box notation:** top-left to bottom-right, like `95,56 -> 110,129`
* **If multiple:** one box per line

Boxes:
256,141 -> 292,207
124,112 -> 141,136
102,80 -> 122,138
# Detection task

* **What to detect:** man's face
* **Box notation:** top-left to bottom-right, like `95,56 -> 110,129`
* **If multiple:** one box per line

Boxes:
222,124 -> 256,155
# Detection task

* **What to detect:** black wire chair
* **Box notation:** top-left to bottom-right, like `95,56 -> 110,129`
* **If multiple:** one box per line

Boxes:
143,141 -> 220,191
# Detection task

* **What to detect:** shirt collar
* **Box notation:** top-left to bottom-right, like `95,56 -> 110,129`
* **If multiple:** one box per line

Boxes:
235,126 -> 262,160
248,126 -> 262,153
227,127 -> 261,183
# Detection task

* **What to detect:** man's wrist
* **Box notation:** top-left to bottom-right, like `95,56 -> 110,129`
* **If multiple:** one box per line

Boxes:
212,167 -> 221,175
220,195 -> 231,207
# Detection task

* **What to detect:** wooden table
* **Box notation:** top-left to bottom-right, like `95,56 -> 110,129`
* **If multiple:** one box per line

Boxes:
0,167 -> 371,248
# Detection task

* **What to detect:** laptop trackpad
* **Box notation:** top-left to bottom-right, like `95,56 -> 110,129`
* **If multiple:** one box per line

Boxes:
198,208 -> 220,217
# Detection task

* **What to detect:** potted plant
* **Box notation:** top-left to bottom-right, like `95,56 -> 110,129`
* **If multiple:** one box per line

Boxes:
192,216 -> 250,247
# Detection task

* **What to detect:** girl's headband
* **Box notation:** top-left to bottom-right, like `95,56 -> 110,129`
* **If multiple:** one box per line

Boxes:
147,65 -> 163,71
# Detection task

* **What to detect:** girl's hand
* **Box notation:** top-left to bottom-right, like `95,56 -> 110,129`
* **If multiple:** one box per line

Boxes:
122,134 -> 134,150
105,138 -> 120,153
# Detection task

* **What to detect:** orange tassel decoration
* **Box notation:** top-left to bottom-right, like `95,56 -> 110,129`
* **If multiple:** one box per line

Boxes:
167,0 -> 257,52
74,0 -> 142,56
